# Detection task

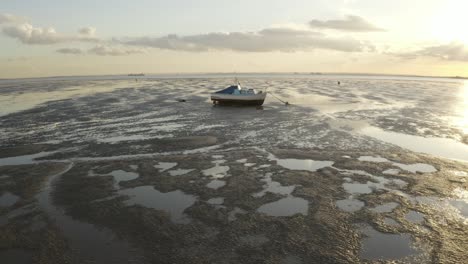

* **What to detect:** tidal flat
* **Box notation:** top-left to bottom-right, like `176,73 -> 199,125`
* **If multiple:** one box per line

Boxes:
0,75 -> 467,263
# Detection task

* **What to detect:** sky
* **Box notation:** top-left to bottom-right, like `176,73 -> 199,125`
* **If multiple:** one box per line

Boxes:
1,0 -> 468,78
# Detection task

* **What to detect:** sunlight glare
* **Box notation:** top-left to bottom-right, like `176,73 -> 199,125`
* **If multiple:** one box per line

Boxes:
454,81 -> 468,134
430,1 -> 468,43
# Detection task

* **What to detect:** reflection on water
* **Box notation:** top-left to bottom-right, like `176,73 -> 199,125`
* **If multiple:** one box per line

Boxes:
154,162 -> 177,172
168,168 -> 195,176
384,218 -> 400,226
267,153 -> 334,172
343,182 -> 373,194
257,196 -> 308,216
119,186 -> 196,224
109,170 -> 139,188
405,211 -> 425,224
206,179 -> 226,189
359,225 -> 421,261
370,202 -> 399,213
452,81 -> 468,133
202,160 -> 229,178
0,81 -> 143,116
0,151 -> 55,166
358,155 -> 437,173
358,156 -> 388,162
336,198 -> 365,212
207,197 -> 224,205
0,192 -> 19,207
360,126 -> 468,162
253,173 -> 295,197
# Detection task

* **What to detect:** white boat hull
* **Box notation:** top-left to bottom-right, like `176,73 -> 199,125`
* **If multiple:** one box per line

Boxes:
210,93 -> 267,106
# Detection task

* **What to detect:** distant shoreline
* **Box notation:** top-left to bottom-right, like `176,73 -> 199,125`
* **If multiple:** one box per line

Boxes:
0,72 -> 466,81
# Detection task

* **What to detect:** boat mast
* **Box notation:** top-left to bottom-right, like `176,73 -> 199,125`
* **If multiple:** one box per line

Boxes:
235,77 -> 242,90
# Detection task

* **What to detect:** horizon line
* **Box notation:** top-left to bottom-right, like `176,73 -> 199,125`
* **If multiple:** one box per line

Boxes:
0,71 -> 466,81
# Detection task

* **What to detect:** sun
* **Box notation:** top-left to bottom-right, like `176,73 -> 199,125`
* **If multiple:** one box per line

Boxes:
430,1 -> 468,43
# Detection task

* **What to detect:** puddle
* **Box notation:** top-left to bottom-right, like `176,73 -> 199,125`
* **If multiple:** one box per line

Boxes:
253,173 -> 295,198
202,163 -> 230,178
448,187 -> 468,219
109,170 -> 139,188
257,196 -> 308,217
0,151 -> 56,166
383,169 -> 400,175
154,162 -> 177,172
392,163 -> 436,173
408,195 -> 467,223
357,156 -> 436,173
193,124 -> 227,131
228,207 -> 246,221
268,153 -> 334,172
449,200 -> 468,218
452,170 -> 468,177
339,168 -> 407,196
168,169 -> 195,176
384,218 -> 400,226
0,249 -> 33,264
405,211 -> 425,224
343,183 -> 374,194
236,159 -> 247,163
119,186 -> 196,224
0,192 -> 20,207
239,234 -> 269,247
452,187 -> 468,199
336,198 -> 365,212
359,225 -> 422,261
97,134 -> 154,144
360,126 -> 468,162
370,202 -> 399,213
0,174 -> 10,180
207,197 -> 224,205
206,179 -> 226,189
358,156 -> 389,163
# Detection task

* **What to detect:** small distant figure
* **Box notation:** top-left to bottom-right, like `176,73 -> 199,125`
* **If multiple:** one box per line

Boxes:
135,78 -> 138,82
337,81 -> 341,85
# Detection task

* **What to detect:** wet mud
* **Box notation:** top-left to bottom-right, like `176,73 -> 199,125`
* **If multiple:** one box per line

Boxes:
1,76 -> 467,263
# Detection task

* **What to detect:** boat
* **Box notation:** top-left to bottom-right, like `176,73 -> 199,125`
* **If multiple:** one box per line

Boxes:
128,73 -> 145,77
210,79 -> 267,106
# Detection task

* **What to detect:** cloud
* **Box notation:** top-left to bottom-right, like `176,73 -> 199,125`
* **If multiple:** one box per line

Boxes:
393,42 -> 468,62
122,27 -> 372,53
3,23 -> 62,44
78,27 -> 96,36
0,13 -> 26,24
56,48 -> 83,55
2,23 -> 99,44
6,56 -> 30,62
309,15 -> 385,32
88,45 -> 146,56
